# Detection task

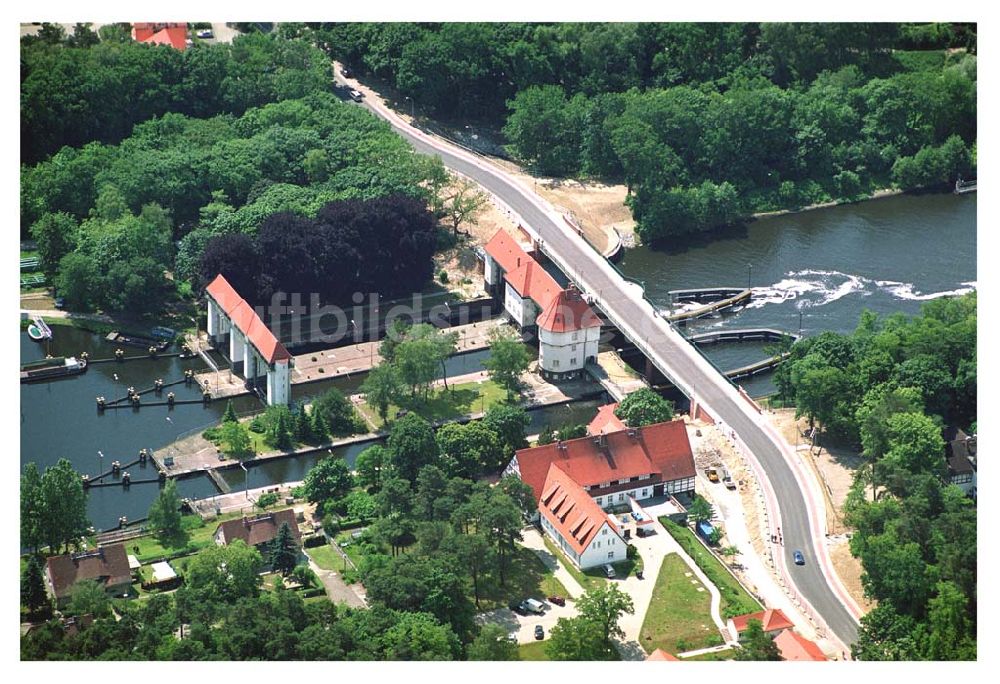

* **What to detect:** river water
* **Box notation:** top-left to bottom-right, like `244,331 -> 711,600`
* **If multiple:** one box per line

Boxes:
619,192 -> 977,396
20,192 -> 976,530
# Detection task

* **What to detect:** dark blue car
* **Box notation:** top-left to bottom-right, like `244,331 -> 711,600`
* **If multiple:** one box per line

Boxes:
793,550 -> 805,565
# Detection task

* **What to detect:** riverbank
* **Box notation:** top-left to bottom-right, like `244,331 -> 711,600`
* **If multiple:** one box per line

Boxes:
750,187 -> 906,221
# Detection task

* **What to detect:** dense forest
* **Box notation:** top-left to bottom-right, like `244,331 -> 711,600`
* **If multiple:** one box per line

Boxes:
22,90 -> 440,315
314,22 -> 977,241
774,293 -> 976,660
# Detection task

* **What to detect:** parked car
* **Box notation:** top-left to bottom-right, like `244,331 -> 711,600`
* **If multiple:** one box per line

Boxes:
547,595 -> 566,607
349,89 -> 364,102
793,550 -> 805,565
508,601 -> 527,616
534,625 -> 544,640
603,564 -> 616,579
341,66 -> 353,77
507,632 -> 517,643
197,29 -> 213,39
522,598 -> 545,615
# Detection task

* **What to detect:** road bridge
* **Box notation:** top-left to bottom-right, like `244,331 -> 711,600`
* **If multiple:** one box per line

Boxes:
343,73 -> 862,650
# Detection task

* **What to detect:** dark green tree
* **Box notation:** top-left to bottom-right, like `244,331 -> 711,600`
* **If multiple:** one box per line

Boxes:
468,624 -> 520,660
268,522 -> 299,576
386,413 -> 439,483
483,403 -> 530,455
361,363 -> 404,423
576,584 -> 635,652
20,462 -> 44,553
222,400 -> 238,424
734,619 -> 782,660
21,555 -> 50,617
302,457 -> 354,509
147,479 -> 183,540
482,325 -> 531,400
355,444 -> 388,492
40,459 -> 91,553
614,387 -> 675,426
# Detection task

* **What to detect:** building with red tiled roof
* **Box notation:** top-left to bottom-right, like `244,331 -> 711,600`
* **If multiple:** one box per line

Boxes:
774,629 -> 827,661
214,509 -> 302,549
646,648 -> 680,661
506,419 -> 696,512
587,403 -> 625,436
206,274 -> 293,406
728,609 -> 795,641
132,22 -> 188,50
483,229 -> 602,379
538,463 -> 626,569
45,544 -> 132,605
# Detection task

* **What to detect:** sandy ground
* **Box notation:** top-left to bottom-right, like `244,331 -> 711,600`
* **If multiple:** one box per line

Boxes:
490,157 -> 636,254
433,191 -> 521,299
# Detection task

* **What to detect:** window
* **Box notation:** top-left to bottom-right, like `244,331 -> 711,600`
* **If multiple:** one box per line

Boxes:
570,357 -> 577,366
641,489 -> 648,497
572,344 -> 578,352
608,551 -> 614,559
595,541 -> 601,548
552,359 -> 559,368
572,332 -> 579,341
618,493 -> 625,502
618,478 -> 629,485
596,497 -> 602,505
601,528 -> 608,535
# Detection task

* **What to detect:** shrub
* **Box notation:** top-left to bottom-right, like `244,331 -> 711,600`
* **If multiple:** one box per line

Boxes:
256,492 -> 279,509
303,534 -> 327,548
438,270 -> 449,284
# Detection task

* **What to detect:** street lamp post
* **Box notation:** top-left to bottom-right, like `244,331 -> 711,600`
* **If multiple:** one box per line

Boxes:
240,462 -> 249,501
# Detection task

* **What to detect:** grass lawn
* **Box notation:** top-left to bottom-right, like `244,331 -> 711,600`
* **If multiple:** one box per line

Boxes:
358,379 -> 511,428
474,545 -> 570,611
306,544 -> 344,572
518,641 -> 549,660
540,535 -> 641,594
660,518 -> 762,619
639,553 -> 725,654
333,534 -> 368,569
127,507 -> 291,563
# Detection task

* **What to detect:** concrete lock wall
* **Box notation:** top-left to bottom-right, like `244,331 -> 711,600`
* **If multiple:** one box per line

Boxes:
267,360 -> 291,406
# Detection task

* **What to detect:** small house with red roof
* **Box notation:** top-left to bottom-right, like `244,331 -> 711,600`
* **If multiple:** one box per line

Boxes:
645,648 -> 680,661
505,418 -> 696,513
538,463 -> 627,569
774,629 -> 827,661
132,23 -> 188,50
45,544 -> 133,606
587,403 -> 626,436
205,274 -> 293,406
727,608 -> 795,641
483,229 -> 602,379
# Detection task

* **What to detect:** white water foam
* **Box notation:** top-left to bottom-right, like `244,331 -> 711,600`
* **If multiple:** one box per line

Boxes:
746,270 -> 975,311
875,279 -> 978,301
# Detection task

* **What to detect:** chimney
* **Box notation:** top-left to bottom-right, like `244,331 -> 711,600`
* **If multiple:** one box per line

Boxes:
627,428 -> 637,440
517,257 -> 521,268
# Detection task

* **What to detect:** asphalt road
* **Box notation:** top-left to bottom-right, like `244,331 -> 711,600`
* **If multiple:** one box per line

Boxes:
349,89 -> 859,648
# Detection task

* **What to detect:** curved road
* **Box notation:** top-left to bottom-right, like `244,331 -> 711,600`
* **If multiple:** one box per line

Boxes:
343,76 -> 860,649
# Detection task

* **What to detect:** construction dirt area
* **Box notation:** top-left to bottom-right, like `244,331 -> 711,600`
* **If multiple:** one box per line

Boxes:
688,411 -> 875,617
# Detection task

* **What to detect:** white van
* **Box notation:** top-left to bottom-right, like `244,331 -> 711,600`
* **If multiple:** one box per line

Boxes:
603,564 -> 616,579
524,598 -> 545,614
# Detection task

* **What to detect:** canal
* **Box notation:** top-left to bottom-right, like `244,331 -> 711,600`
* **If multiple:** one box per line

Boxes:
20,192 -> 976,530
619,192 -> 977,396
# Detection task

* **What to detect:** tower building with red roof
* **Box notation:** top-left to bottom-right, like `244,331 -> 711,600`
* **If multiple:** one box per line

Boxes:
483,229 -> 602,379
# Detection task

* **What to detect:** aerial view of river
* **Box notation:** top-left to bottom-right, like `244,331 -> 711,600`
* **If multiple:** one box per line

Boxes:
620,192 -> 977,396
20,192 -> 975,530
